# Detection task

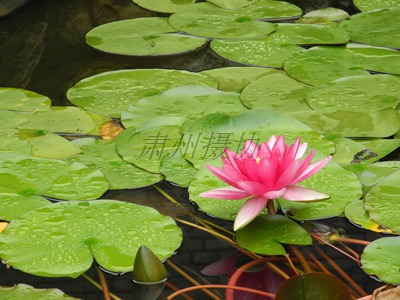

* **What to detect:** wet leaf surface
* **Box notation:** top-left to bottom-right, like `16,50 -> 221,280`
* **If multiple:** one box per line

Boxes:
132,0 -> 195,13
0,284 -> 79,300
0,87 -> 51,112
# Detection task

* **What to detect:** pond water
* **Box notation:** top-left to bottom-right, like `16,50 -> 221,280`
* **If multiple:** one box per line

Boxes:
0,0 -> 398,299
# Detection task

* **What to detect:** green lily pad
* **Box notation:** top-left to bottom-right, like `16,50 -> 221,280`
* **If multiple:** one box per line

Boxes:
0,194 -> 51,221
328,137 -> 373,165
346,161 -> 400,187
339,8 -> 400,49
289,108 -> 400,138
66,69 -> 218,118
364,170 -> 400,233
0,200 -> 182,277
168,2 -> 277,40
296,7 -> 350,24
207,0 -> 258,9
353,0 -> 400,12
160,152 -> 197,187
305,75 -> 400,112
264,23 -> 349,45
211,39 -> 303,68
199,67 -> 279,92
279,161 -> 363,220
26,132 -> 82,159
121,85 -> 247,129
240,72 -> 311,112
0,130 -> 31,155
86,17 -> 208,56
275,273 -> 352,300
345,200 -> 395,234
18,106 -> 97,134
361,236 -> 400,284
357,139 -> 400,163
131,0 -> 195,13
117,126 -> 182,174
181,110 -> 334,169
0,284 -> 79,300
236,214 -> 311,255
284,44 -> 400,86
0,87 -> 51,112
0,154 -> 109,200
0,110 -> 28,129
67,138 -> 163,189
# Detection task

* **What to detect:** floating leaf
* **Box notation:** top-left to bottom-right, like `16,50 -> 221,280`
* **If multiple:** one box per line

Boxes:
0,87 -> 51,112
0,130 -> 31,155
117,126 -> 182,174
353,0 -> 400,12
0,110 -> 28,129
0,194 -> 51,221
199,67 -> 279,92
18,106 -> 97,134
240,72 -> 311,112
0,154 -> 109,200
86,17 -> 208,56
364,170 -> 400,233
289,108 -> 400,138
131,0 -> 195,13
235,214 -> 312,255
275,273 -> 352,300
264,23 -> 349,45
0,284 -> 79,300
168,3 -> 276,40
211,39 -> 303,68
284,44 -> 400,86
27,132 -> 82,159
361,236 -> 400,284
345,200 -> 395,234
339,8 -> 400,49
0,200 -> 182,277
66,69 -> 218,118
305,75 -> 400,112
160,152 -> 197,187
67,138 -> 163,189
279,161 -> 363,220
207,0 -> 258,9
121,85 -> 247,129
296,7 -> 350,24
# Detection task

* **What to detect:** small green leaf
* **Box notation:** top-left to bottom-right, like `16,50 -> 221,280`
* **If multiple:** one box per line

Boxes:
132,0 -> 195,13
236,215 -> 312,255
296,7 -> 350,24
27,133 -> 82,159
0,87 -> 51,112
0,284 -> 79,300
133,245 -> 168,283
0,194 -> 51,221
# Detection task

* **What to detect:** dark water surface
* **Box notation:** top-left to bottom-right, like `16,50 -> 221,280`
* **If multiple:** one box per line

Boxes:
0,0 -> 389,299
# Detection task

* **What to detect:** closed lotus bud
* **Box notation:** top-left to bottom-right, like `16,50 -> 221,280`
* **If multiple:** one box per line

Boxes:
132,245 -> 168,284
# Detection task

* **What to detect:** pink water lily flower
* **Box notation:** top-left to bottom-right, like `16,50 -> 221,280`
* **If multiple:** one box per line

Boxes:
200,135 -> 332,231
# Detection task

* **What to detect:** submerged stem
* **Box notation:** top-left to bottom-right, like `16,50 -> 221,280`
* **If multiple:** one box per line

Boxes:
95,265 -> 111,300
81,273 -> 122,300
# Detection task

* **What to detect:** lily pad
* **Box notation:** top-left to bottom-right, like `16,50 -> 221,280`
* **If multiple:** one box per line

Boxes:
296,7 -> 350,24
207,0 -> 258,9
0,129 -> 31,155
116,126 -> 182,174
121,85 -> 247,129
0,153 -> 109,200
0,110 -> 28,129
160,152 -> 197,187
168,2 -> 277,40
211,39 -> 303,68
236,214 -> 312,255
0,194 -> 51,221
86,17 -> 208,56
345,200 -> 395,234
353,0 -> 400,12
18,106 -> 98,134
264,23 -> 349,45
0,87 -> 51,112
284,44 -> 400,86
279,161 -> 363,220
289,108 -> 400,138
66,69 -> 218,118
361,236 -> 400,284
199,67 -> 279,92
240,72 -> 311,112
339,8 -> 400,49
0,200 -> 182,277
67,138 -> 163,189
131,0 -> 195,13
364,170 -> 400,233
0,284 -> 79,300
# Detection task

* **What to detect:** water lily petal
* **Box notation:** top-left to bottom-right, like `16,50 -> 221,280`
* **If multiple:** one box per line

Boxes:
234,196 -> 268,231
292,156 -> 332,184
258,156 -> 279,189
200,186 -> 249,199
295,142 -> 308,160
283,136 -> 300,165
206,165 -> 242,188
281,185 -> 330,201
263,188 -> 286,199
266,134 -> 278,149
241,140 -> 258,158
237,180 -> 268,196
274,159 -> 301,189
